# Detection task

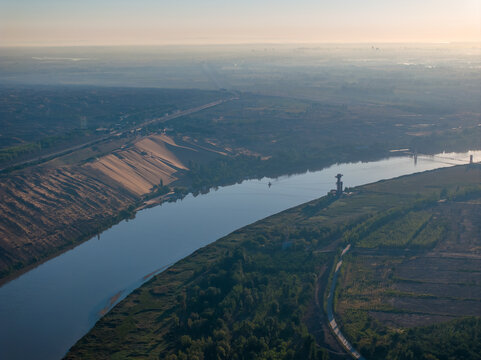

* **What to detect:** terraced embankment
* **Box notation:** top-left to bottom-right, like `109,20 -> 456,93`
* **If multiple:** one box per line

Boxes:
0,166 -> 136,278
0,134 -> 226,281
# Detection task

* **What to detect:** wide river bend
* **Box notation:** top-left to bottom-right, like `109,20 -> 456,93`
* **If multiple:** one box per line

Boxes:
0,150 -> 478,359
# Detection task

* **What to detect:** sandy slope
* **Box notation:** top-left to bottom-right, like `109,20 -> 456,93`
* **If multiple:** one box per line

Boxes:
0,167 -> 136,278
85,135 -> 196,195
0,134 -> 228,280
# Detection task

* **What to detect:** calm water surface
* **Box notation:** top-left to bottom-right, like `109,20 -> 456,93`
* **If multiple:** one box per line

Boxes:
0,151 -> 478,359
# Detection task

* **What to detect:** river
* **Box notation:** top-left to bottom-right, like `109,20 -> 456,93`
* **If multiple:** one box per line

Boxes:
0,150 -> 478,359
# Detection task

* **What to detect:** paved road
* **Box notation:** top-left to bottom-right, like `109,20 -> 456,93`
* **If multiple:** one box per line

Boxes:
0,97 -> 235,173
327,244 -> 366,360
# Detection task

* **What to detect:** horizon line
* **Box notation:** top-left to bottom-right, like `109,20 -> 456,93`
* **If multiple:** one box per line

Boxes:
1,40 -> 480,48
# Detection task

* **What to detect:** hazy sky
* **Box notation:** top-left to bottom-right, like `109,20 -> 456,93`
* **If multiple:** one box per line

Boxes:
1,0 -> 480,46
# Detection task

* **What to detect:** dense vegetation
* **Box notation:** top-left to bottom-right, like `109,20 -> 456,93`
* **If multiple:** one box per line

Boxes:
340,311 -> 481,360
171,94 -> 481,190
333,173 -> 481,359
176,94 -> 481,156
164,239 -> 330,360
67,165 -> 481,359
0,86 -> 224,163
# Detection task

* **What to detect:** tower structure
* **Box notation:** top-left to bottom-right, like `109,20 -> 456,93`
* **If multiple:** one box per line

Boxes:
335,174 -> 343,197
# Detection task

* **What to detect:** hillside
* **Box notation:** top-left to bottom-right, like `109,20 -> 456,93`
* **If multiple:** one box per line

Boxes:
66,164 -> 481,359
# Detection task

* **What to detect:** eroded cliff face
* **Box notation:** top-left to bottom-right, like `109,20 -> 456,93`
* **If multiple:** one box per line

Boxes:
0,166 -> 137,277
0,134 -> 225,280
85,134 -> 191,195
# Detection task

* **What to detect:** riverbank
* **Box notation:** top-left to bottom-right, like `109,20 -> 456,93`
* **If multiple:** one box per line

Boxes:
1,146 -> 478,288
66,164 -> 481,359
2,88 -> 479,283
0,131 -> 229,282
1,153 -> 477,360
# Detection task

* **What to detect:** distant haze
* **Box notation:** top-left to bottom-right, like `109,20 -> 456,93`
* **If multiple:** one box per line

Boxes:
1,0 -> 480,46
